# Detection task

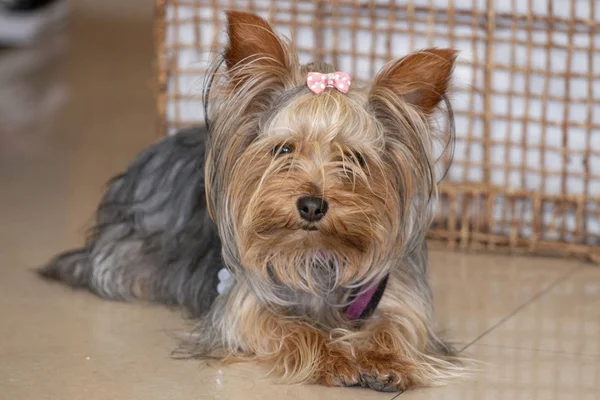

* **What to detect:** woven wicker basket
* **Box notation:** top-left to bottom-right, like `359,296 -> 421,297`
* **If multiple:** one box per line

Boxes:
155,0 -> 600,263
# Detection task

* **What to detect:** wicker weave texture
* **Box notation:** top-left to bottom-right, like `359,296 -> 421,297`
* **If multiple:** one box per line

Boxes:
157,0 -> 600,262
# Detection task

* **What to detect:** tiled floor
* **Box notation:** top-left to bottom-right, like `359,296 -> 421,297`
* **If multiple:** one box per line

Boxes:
1,5 -> 599,400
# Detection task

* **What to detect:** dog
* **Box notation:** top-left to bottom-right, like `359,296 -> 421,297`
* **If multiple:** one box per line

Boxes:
40,11 -> 468,392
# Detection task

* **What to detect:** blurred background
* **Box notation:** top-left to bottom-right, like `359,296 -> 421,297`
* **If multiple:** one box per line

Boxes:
0,0 -> 157,246
2,0 -> 598,261
0,0 -> 155,167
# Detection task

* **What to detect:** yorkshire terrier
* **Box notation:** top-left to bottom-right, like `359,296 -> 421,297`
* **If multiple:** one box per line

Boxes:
40,11 -> 468,392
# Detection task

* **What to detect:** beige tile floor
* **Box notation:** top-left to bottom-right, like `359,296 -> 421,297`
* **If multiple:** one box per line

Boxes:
1,5 -> 599,400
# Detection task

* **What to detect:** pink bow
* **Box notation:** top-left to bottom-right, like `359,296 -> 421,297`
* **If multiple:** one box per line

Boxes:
306,72 -> 352,94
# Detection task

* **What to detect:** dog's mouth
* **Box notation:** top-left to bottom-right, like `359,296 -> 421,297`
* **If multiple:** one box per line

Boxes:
299,222 -> 321,232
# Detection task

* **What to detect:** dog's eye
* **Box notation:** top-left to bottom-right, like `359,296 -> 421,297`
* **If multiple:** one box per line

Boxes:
272,144 -> 294,157
345,151 -> 366,167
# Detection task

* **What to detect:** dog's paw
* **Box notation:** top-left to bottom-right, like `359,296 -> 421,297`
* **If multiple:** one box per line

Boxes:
317,350 -> 361,387
355,351 -> 418,392
358,373 -> 398,392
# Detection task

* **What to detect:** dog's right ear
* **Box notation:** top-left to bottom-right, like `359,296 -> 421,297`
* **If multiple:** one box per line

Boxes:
224,11 -> 295,88
369,49 -> 457,115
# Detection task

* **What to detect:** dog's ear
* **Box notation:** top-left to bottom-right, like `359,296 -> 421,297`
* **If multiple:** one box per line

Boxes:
370,49 -> 457,114
224,11 -> 293,85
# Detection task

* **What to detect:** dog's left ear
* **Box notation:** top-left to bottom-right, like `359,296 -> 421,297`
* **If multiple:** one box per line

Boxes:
223,11 -> 294,86
369,49 -> 457,115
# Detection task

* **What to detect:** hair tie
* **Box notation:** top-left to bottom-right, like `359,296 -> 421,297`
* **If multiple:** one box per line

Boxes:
306,72 -> 352,94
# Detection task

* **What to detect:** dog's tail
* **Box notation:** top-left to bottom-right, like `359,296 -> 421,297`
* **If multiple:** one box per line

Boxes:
38,248 -> 92,289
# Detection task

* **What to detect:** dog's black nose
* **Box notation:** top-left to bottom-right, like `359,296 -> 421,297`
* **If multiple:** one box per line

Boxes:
297,197 -> 328,222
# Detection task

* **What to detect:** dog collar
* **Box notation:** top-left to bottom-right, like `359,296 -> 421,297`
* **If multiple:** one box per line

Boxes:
344,274 -> 389,320
217,268 -> 388,321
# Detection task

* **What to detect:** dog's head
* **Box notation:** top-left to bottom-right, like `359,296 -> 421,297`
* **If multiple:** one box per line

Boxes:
205,11 -> 456,299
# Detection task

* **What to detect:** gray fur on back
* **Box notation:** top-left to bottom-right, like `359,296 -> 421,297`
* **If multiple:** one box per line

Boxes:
40,127 -> 223,318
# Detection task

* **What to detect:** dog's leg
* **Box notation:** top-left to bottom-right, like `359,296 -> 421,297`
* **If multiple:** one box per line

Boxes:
234,304 -> 458,391
240,313 -> 365,387
40,225 -> 221,317
194,286 -> 363,386
253,316 -> 361,386
39,223 -> 167,302
347,317 -> 462,391
339,275 -> 467,392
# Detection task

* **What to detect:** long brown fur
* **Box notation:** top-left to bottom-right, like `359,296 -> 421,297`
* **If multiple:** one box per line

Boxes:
40,10 -> 472,392
195,11 -> 469,391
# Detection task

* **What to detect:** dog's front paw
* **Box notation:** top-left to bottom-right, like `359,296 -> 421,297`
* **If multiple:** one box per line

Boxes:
359,372 -> 406,392
317,349 -> 361,387
356,351 -> 418,392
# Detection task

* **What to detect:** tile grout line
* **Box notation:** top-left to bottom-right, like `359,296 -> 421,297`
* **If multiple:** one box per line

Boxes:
459,264 -> 584,353
390,263 -> 585,399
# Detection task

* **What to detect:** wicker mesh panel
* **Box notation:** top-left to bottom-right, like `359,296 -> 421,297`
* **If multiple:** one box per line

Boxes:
156,0 -> 600,262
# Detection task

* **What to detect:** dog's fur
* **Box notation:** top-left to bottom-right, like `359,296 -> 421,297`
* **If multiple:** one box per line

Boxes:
40,11 -> 469,391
